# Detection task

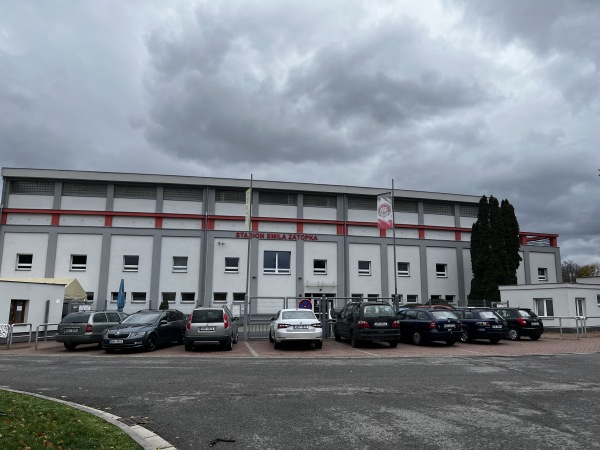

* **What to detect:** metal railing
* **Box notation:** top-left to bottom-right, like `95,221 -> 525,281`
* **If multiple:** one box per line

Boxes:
2,323 -> 33,350
538,316 -> 592,339
34,323 -> 60,350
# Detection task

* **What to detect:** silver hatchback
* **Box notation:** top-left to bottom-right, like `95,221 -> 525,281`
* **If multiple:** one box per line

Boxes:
184,306 -> 239,351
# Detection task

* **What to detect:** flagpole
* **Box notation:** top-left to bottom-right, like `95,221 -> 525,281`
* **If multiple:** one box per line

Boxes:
392,179 -> 398,300
244,174 -> 253,340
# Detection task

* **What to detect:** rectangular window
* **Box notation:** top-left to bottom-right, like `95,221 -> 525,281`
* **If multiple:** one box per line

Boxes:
436,264 -> 447,278
259,192 -> 297,206
162,292 -> 176,304
132,292 -> 147,303
424,203 -> 454,215
263,251 -> 291,274
213,292 -> 227,303
16,254 -> 33,270
233,292 -> 246,302
445,295 -> 455,303
86,292 -> 94,301
172,256 -> 188,273
351,294 -> 363,299
114,184 -> 157,199
407,295 -> 418,303
348,196 -> 376,210
163,186 -> 203,201
358,260 -> 371,276
313,259 -> 327,275
597,294 -> 600,307
304,194 -> 336,208
111,291 -> 126,303
63,182 -> 107,198
431,295 -> 442,301
70,254 -> 87,271
215,189 -> 246,203
459,204 -> 479,217
367,294 -> 379,299
123,255 -> 139,272
575,298 -> 586,317
225,257 -> 240,273
397,262 -> 410,276
394,200 -> 418,213
538,268 -> 548,282
181,292 -> 196,303
535,298 -> 554,316
10,180 -> 54,195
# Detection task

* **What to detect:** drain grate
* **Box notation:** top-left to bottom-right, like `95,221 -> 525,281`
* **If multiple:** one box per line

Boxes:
117,416 -> 149,426
209,438 -> 237,447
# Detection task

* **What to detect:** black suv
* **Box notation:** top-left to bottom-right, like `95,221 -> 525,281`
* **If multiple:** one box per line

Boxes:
493,307 -> 544,341
396,308 -> 462,345
102,309 -> 187,352
333,301 -> 401,348
452,308 -> 508,344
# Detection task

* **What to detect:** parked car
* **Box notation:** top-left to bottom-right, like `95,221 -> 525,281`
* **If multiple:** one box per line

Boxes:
452,308 -> 508,344
269,308 -> 323,349
493,307 -> 544,341
414,304 -> 455,310
56,311 -> 128,351
333,301 -> 401,348
184,306 -> 239,351
397,308 -> 462,345
102,309 -> 187,352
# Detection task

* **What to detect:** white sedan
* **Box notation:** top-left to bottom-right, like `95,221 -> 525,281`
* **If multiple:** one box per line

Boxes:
269,308 -> 323,349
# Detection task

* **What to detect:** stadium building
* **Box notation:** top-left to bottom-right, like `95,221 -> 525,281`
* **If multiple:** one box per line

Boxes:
0,167 -> 561,321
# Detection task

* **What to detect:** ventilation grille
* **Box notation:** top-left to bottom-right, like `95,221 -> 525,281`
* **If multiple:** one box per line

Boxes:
304,194 -> 336,208
216,189 -> 246,203
348,196 -> 376,210
259,192 -> 297,206
423,202 -> 454,215
10,180 -> 54,195
114,185 -> 157,200
459,205 -> 479,218
63,182 -> 107,198
394,200 -> 418,213
163,186 -> 203,202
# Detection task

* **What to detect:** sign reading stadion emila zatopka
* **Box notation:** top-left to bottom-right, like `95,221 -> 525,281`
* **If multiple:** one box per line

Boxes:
235,232 -> 319,241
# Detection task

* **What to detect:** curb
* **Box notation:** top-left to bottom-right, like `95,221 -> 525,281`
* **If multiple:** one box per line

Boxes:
1,388 -> 176,450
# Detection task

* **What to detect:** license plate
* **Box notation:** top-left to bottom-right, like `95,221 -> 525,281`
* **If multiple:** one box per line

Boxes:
444,324 -> 456,329
294,325 -> 309,329
65,328 -> 79,333
531,322 -> 539,326
199,327 -> 215,331
374,322 -> 387,327
492,325 -> 502,329
109,339 -> 123,344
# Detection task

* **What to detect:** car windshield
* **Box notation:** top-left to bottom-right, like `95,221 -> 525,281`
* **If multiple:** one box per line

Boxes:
61,313 -> 91,324
122,313 -> 161,325
363,305 -> 394,317
192,310 -> 224,322
480,311 -> 502,320
281,310 -> 316,320
431,311 -> 458,320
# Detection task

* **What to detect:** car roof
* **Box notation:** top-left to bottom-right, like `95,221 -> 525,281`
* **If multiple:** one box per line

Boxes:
280,308 -> 315,312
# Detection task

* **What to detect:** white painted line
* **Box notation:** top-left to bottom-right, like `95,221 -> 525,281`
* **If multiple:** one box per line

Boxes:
244,341 -> 260,357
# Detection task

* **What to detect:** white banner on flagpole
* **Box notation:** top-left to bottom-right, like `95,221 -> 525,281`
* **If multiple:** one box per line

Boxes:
377,192 -> 393,230
245,188 -> 252,231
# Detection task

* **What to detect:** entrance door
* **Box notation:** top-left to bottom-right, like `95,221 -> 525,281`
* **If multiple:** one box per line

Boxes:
9,300 -> 27,324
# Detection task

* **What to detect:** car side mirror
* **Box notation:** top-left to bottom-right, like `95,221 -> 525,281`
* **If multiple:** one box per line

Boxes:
270,317 -> 275,321
159,319 -> 168,326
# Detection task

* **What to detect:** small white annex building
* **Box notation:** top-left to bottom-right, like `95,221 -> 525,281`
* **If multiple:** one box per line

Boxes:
499,280 -> 600,330
0,278 -> 88,336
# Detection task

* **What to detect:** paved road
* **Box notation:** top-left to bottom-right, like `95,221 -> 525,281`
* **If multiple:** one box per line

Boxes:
2,340 -> 600,449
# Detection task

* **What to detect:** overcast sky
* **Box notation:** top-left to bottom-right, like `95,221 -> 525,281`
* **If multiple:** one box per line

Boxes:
1,0 -> 599,265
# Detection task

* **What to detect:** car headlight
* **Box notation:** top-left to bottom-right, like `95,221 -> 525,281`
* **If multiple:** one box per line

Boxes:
129,331 -> 146,338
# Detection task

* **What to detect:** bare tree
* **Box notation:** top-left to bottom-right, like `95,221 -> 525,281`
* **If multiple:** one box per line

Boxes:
562,260 -> 580,283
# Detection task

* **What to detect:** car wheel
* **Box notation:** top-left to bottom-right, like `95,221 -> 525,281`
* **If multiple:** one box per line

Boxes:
315,341 -> 323,349
144,334 -> 158,352
233,333 -> 239,344
184,342 -> 193,351
412,331 -> 422,346
489,337 -> 501,344
334,328 -> 341,342
350,332 -> 360,348
222,338 -> 233,351
530,335 -> 541,341
508,329 -> 521,341
63,342 -> 77,351
388,341 -> 398,348
460,329 -> 471,343
269,330 -> 274,343
445,339 -> 456,346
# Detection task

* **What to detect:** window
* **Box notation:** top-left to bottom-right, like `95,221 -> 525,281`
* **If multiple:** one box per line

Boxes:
86,292 -> 94,301
259,192 -> 297,206
436,264 -> 447,278
63,182 -> 107,198
172,256 -> 188,273
304,194 -> 336,208
424,203 -> 454,215
358,260 -> 371,276
367,294 -> 379,299
132,292 -> 147,303
538,268 -> 548,282
535,298 -> 554,316
597,295 -> 600,307
445,295 -> 455,303
431,295 -> 442,301
225,257 -> 240,273
233,293 -> 246,302
459,205 -> 478,217
163,186 -> 203,201
123,255 -> 139,272
16,254 -> 33,270
397,262 -> 409,276
111,291 -> 126,303
313,259 -> 327,275
162,292 -> 176,304
10,180 -> 54,195
70,254 -> 87,271
215,189 -> 246,203
407,295 -> 418,303
181,292 -> 196,303
351,294 -> 363,299
213,292 -> 227,302
114,184 -> 156,199
348,196 -> 376,210
575,298 -> 586,317
394,200 -> 418,213
264,251 -> 291,274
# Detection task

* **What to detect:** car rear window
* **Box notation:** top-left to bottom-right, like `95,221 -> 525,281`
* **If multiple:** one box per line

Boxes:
281,310 -> 316,320
362,305 -> 395,318
431,311 -> 459,320
517,310 -> 535,318
479,311 -> 501,320
192,310 -> 224,323
61,313 -> 91,324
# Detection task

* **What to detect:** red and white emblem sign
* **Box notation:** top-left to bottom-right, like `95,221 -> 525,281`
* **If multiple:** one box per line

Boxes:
377,193 -> 393,230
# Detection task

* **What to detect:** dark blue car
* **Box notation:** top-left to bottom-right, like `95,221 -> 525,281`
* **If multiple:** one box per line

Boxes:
452,308 -> 508,344
397,308 -> 462,345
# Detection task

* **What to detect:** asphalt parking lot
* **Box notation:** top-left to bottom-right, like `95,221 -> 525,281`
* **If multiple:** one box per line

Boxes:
4,331 -> 600,358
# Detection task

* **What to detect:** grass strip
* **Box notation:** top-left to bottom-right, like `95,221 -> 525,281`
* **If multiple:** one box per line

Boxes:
0,389 -> 141,450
